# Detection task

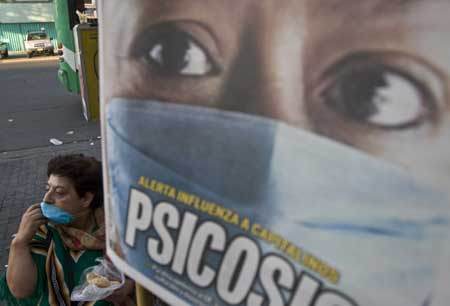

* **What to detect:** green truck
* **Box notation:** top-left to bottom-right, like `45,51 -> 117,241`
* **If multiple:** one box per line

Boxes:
54,0 -> 82,93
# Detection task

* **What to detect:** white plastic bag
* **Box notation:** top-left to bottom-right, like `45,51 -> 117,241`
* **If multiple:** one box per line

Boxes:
71,258 -> 125,301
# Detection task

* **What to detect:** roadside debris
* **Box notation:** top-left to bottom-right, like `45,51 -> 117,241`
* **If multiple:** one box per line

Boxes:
49,138 -> 63,146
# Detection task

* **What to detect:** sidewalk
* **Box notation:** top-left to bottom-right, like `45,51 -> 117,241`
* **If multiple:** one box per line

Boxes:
0,139 -> 102,275
0,51 -> 59,64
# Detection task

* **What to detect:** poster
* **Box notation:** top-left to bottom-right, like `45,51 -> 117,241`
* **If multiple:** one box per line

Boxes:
98,1 -> 450,305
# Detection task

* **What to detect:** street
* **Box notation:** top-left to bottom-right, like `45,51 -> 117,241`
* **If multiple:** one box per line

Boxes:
0,56 -> 100,151
0,56 -> 102,275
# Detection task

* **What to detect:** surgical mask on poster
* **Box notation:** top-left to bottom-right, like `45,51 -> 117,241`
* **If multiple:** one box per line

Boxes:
105,98 -> 449,306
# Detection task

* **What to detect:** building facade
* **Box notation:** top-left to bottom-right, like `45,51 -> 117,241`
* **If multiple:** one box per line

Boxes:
0,0 -> 57,52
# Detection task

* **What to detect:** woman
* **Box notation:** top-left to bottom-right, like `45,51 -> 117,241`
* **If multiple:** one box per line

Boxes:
0,154 -> 134,306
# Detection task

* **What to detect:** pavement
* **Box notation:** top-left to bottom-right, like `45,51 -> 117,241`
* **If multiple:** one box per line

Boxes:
0,59 -> 101,152
0,54 -> 102,279
0,51 -> 59,64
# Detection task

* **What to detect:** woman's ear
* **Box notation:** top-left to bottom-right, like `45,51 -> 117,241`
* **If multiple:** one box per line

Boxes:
81,192 -> 95,208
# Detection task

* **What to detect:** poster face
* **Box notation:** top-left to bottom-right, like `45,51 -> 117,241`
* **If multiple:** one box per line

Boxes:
99,1 -> 450,305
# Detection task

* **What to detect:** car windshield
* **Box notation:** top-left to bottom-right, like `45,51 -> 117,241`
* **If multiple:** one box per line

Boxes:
27,33 -> 48,40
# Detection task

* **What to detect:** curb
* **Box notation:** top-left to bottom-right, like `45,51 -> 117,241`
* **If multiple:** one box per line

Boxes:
0,55 -> 59,65
0,138 -> 102,162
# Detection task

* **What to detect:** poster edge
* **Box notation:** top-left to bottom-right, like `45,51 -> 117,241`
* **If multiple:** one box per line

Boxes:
107,249 -> 193,306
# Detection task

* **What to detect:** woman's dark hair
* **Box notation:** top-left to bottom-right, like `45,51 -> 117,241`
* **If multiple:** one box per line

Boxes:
47,154 -> 103,209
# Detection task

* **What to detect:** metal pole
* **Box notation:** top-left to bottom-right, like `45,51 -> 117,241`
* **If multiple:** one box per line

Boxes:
135,283 -> 155,306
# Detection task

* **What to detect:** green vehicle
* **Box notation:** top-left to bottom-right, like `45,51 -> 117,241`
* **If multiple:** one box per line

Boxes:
0,41 -> 8,59
53,0 -> 99,121
53,0 -> 84,93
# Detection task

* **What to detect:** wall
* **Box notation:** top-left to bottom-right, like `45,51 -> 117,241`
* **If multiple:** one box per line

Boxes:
0,1 -> 57,51
0,22 -> 57,51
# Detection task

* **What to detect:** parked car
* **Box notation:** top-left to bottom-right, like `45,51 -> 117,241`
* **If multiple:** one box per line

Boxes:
24,31 -> 54,58
0,41 -> 8,59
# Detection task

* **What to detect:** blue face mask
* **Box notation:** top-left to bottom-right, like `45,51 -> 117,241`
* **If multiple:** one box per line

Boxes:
40,201 -> 74,224
105,98 -> 450,306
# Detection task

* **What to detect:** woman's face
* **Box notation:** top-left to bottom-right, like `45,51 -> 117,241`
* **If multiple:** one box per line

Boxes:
102,0 -> 450,187
43,175 -> 91,217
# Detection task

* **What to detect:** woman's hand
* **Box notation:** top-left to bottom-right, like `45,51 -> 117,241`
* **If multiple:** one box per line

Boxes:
7,203 -> 46,298
14,203 -> 47,244
105,278 -> 135,306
